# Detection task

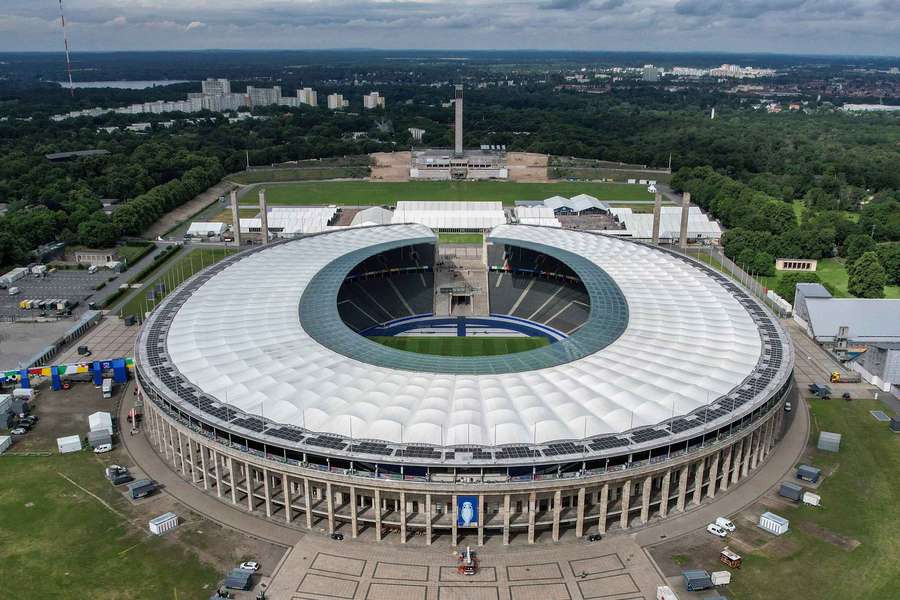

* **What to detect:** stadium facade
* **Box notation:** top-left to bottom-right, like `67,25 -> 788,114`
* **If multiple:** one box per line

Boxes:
135,224 -> 794,545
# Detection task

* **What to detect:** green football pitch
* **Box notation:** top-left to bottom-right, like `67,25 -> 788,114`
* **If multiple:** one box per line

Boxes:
369,335 -> 549,356
250,180 -> 653,206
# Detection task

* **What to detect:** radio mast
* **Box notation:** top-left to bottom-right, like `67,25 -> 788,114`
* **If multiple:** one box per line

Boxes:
58,0 -> 75,96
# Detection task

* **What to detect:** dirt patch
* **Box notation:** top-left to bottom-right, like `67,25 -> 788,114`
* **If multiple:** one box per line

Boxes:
507,152 -> 549,182
648,529 -> 732,577
760,535 -> 803,559
370,152 -> 411,181
797,521 -> 860,551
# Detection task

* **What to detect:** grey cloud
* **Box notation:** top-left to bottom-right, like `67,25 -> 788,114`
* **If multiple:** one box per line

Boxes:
674,0 -> 808,19
541,0 -> 591,9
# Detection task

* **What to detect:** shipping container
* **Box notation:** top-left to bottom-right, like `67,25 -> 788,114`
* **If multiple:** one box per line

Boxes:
759,511 -> 789,535
128,479 -> 157,500
149,512 -> 179,535
0,267 -> 28,285
802,492 -> 821,506
711,571 -> 731,586
102,378 -> 113,399
818,431 -> 842,452
796,464 -> 821,483
682,570 -> 713,592
779,482 -> 803,501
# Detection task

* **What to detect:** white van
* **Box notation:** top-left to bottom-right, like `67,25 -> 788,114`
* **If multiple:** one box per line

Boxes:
88,265 -> 99,274
93,443 -> 112,454
8,287 -> 20,296
715,516 -> 736,532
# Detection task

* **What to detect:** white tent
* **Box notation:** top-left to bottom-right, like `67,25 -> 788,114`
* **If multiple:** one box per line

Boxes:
392,201 -> 506,231
241,206 -> 338,235
609,206 -> 722,241
186,222 -> 227,237
351,207 -> 394,227
89,411 -> 113,435
514,206 -> 561,227
57,435 -> 82,454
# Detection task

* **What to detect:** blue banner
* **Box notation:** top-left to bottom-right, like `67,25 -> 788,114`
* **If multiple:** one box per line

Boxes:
457,495 -> 478,528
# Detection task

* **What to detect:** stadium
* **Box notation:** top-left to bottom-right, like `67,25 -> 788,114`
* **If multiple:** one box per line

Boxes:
135,224 -> 794,545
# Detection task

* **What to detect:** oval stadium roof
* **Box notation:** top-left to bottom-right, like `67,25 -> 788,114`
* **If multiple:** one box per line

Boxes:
150,224 -> 769,448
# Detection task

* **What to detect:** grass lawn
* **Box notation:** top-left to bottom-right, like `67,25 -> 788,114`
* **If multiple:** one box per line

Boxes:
117,242 -> 154,267
728,399 -> 900,600
256,180 -> 652,206
119,247 -> 236,319
369,335 -> 549,356
438,233 -> 484,244
0,453 -> 219,599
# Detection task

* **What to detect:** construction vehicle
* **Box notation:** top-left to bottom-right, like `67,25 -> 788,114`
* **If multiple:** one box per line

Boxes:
830,371 -> 861,384
457,546 -> 479,576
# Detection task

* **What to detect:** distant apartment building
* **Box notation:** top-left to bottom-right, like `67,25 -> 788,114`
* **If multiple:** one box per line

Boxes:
363,91 -> 385,109
297,87 -> 318,107
642,65 -> 660,82
247,86 -> 282,107
327,94 -> 349,110
201,78 -> 231,96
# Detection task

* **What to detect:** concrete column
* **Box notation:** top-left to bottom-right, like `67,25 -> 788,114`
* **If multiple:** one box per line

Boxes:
375,489 -> 382,541
425,493 -> 432,545
199,444 -> 209,490
732,439 -> 744,484
213,450 -> 222,497
326,482 -> 335,534
679,192 -> 691,249
284,476 -> 293,524
620,480 -> 632,530
527,492 -> 536,544
263,469 -> 273,518
304,478 -> 313,529
502,494 -> 511,545
453,84 -> 464,155
575,487 -> 586,538
675,466 -> 689,512
169,424 -> 178,467
651,191 -> 663,244
640,476 -> 652,524
692,458 -> 705,505
229,189 -> 242,247
153,407 -> 163,451
245,464 -> 254,511
552,490 -> 562,542
186,438 -> 198,483
229,457 -> 238,505
719,447 -> 733,492
177,430 -> 187,475
477,494 -> 485,546
452,494 -> 459,547
751,429 -> 762,469
348,486 -> 357,537
659,471 -> 671,519
258,189 -> 269,245
399,492 -> 407,543
741,434 -> 752,476
706,452 -> 720,499
598,484 -> 609,533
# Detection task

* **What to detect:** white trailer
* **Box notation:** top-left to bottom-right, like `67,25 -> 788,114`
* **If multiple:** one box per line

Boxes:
759,511 -> 789,535
656,586 -> 679,600
0,267 -> 28,285
802,491 -> 822,506
711,571 -> 732,586
102,378 -> 113,399
149,512 -> 179,535
56,435 -> 82,454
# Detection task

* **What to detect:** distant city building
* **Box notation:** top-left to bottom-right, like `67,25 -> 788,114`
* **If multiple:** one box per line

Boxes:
327,94 -> 348,110
642,65 -> 660,82
297,87 -> 317,107
363,91 -> 385,109
201,78 -> 231,96
247,86 -> 282,107
841,104 -> 900,112
408,127 -> 426,142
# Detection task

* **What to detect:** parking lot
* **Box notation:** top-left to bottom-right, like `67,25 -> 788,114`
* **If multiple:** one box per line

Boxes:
0,270 -> 112,319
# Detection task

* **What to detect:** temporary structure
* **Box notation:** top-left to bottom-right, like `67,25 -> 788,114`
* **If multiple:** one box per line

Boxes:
56,435 -> 82,454
88,411 -> 113,435
758,511 -> 789,535
817,431 -> 842,452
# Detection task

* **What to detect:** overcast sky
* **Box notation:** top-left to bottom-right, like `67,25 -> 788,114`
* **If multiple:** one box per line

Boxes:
1,1 -> 898,56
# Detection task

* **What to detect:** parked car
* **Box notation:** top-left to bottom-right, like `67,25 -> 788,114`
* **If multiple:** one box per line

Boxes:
330,532 -> 345,541
784,401 -> 792,412
93,443 -> 112,454
587,533 -> 603,542
239,561 -> 260,572
706,523 -> 728,538
10,427 -> 28,435
715,517 -> 736,532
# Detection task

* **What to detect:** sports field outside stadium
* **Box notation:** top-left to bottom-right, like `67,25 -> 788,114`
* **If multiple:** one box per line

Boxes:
368,335 -> 549,356
250,180 -> 654,206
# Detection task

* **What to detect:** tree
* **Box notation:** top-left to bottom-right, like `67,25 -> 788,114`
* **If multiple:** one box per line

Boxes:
847,252 -> 886,298
772,272 -> 825,303
875,243 -> 900,285
842,233 -> 877,263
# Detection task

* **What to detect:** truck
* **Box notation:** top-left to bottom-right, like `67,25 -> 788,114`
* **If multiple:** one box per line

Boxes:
0,267 -> 28,286
105,465 -> 134,485
102,378 -> 113,399
127,479 -> 157,500
682,570 -> 713,592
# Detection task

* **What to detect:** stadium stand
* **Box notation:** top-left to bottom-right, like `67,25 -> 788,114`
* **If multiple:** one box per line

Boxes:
487,243 -> 590,334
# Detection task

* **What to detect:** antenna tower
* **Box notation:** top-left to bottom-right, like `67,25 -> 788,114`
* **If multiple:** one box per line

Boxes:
58,0 -> 75,96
